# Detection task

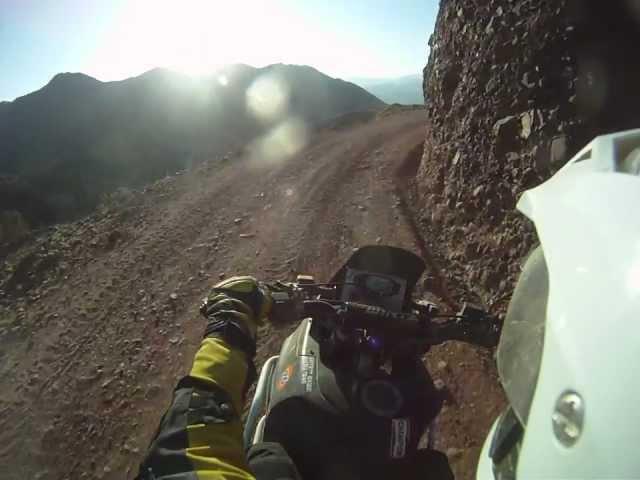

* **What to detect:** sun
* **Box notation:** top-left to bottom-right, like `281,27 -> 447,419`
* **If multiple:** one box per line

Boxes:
94,0 -> 259,79
139,0 -> 242,76
88,0 -> 342,82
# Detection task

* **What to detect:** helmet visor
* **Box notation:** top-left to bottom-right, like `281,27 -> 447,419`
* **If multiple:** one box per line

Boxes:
497,246 -> 548,426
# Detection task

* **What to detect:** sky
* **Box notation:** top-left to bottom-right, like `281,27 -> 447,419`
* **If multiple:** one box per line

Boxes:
0,0 -> 439,101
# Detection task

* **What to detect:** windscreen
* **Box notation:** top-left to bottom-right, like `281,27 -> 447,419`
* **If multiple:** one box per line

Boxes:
497,246 -> 548,426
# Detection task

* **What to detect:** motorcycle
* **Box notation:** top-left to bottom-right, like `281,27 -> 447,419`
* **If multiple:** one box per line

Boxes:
244,245 -> 501,479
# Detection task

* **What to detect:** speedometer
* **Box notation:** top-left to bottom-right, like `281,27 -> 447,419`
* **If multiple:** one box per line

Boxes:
354,273 -> 401,297
364,275 -> 399,296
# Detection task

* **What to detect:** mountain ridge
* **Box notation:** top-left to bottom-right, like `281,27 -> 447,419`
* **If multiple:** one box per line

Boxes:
0,64 -> 385,230
349,74 -> 423,105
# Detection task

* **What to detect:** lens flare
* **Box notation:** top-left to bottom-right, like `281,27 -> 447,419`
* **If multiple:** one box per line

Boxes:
250,117 -> 308,167
246,73 -> 290,123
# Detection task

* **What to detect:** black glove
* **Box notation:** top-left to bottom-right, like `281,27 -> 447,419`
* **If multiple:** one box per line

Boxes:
200,276 -> 272,358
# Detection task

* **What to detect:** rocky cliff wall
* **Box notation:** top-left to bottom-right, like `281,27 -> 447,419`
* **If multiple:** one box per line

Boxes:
415,0 -> 640,309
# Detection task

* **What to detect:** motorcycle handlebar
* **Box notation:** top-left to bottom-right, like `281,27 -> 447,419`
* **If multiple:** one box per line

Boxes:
267,283 -> 501,349
301,300 -> 500,348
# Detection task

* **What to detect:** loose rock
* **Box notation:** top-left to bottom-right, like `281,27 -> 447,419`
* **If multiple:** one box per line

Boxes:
520,111 -> 533,140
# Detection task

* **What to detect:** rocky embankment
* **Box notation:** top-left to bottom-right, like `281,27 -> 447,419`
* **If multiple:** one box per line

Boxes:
413,0 -> 640,311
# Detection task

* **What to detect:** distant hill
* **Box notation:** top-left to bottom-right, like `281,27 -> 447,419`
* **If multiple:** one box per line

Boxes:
349,75 -> 423,105
0,64 -> 384,227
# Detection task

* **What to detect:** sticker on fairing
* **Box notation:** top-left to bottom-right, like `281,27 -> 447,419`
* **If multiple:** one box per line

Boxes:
276,364 -> 294,391
390,418 -> 410,459
300,356 -> 315,392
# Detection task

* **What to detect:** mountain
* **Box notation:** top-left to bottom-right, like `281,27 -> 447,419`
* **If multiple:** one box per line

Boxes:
0,64 -> 384,227
349,75 -> 423,105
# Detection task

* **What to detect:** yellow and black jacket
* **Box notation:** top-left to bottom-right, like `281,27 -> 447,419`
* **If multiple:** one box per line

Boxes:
137,276 -> 273,479
137,337 -> 254,479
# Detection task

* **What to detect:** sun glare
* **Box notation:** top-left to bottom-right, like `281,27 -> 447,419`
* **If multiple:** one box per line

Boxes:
87,0 -> 377,83
246,73 -> 290,122
91,0 -> 262,78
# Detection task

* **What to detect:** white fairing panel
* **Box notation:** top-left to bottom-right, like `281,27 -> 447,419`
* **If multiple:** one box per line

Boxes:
515,130 -> 640,478
476,420 -> 499,479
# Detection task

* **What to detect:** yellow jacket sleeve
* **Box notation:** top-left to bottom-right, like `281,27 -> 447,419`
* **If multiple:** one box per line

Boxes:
136,338 -> 255,480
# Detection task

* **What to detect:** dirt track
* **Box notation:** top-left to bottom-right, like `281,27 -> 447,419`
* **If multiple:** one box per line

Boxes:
0,109 -> 502,480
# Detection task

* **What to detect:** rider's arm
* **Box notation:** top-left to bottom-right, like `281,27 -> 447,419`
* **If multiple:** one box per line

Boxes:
136,277 -> 271,480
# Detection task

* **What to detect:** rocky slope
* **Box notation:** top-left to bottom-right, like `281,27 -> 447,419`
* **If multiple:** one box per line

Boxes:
407,1 -> 640,477
413,0 -> 573,316
414,0 -> 640,311
0,64 -> 384,228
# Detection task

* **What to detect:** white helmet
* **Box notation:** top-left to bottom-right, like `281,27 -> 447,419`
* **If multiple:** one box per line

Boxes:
477,129 -> 640,479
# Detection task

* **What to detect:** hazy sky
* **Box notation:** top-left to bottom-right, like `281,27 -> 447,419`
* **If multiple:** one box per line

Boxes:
0,0 -> 438,101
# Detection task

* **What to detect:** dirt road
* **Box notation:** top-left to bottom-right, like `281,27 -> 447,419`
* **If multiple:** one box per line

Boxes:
0,109 -> 502,480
